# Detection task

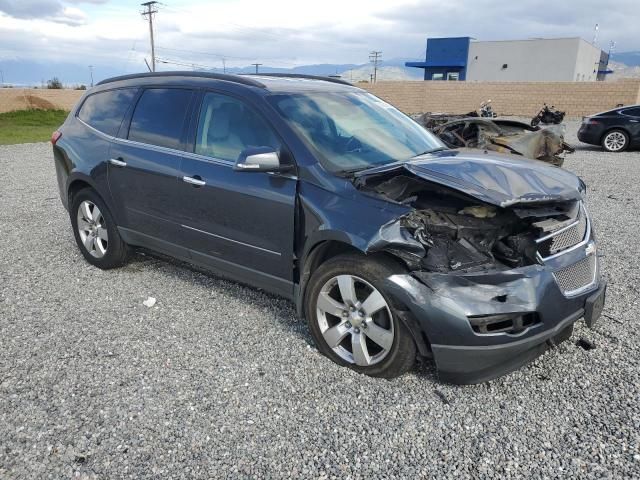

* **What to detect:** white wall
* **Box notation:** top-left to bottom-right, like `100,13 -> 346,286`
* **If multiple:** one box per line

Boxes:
465,38 -> 601,82
573,38 -> 602,81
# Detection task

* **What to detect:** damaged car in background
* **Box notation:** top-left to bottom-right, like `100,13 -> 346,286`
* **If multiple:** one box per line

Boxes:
414,115 -> 574,167
53,72 -> 605,385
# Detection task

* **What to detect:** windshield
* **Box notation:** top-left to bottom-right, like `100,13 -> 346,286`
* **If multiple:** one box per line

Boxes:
268,91 -> 446,173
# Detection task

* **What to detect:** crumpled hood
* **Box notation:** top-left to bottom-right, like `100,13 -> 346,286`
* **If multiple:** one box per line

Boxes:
354,149 -> 584,207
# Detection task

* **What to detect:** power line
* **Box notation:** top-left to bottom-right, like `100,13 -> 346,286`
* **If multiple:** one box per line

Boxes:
369,50 -> 382,83
141,1 -> 159,72
155,46 -> 300,65
156,57 -> 213,70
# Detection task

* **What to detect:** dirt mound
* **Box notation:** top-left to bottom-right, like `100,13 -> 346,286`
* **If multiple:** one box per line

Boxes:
23,95 -> 56,110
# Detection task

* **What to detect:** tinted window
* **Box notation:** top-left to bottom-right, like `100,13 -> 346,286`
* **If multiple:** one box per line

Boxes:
78,88 -> 137,136
128,88 -> 193,150
622,107 -> 640,117
195,93 -> 279,162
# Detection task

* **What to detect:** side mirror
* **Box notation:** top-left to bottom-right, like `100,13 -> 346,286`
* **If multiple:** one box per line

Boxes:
233,147 -> 291,173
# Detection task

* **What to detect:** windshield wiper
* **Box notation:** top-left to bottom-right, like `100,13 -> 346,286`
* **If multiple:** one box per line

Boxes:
411,147 -> 448,158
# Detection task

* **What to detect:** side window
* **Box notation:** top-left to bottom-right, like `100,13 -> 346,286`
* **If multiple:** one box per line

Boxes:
621,107 -> 640,117
128,88 -> 193,150
77,88 -> 137,136
195,92 -> 280,162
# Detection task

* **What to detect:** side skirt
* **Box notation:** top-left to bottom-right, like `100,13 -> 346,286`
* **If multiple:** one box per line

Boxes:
119,227 -> 295,300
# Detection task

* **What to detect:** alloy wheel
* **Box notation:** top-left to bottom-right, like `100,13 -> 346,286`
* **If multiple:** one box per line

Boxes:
77,200 -> 108,258
604,131 -> 627,151
315,274 -> 394,366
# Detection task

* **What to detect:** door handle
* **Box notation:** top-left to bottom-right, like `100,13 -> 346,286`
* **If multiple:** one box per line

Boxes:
183,175 -> 206,187
630,119 -> 639,123
109,158 -> 127,167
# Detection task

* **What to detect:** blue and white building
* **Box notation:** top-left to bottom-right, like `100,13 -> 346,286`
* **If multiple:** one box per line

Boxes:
406,37 -> 611,82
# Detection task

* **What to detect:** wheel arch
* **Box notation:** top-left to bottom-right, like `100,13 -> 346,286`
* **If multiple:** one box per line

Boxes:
295,240 -> 432,358
66,173 -> 100,206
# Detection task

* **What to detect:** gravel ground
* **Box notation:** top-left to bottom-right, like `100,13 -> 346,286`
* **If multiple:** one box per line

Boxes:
1,120 -> 639,479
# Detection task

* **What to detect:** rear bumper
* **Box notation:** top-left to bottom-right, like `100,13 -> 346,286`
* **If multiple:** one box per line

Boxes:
577,125 -> 603,145
383,248 -> 605,384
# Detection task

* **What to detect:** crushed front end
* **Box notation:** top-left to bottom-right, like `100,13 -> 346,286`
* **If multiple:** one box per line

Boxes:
354,153 -> 606,384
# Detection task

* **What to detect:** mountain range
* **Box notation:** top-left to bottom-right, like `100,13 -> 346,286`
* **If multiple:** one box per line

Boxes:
2,53 -> 639,87
0,58 -> 422,87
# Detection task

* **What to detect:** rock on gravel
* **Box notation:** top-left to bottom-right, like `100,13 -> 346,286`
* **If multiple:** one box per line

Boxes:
1,125 -> 639,479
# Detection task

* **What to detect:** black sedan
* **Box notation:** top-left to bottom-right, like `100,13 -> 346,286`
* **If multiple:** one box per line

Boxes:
578,105 -> 640,152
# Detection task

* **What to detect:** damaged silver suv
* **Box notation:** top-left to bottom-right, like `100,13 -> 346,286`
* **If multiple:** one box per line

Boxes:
53,72 -> 606,384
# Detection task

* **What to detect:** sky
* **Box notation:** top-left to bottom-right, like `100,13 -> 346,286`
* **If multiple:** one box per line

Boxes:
0,0 -> 638,84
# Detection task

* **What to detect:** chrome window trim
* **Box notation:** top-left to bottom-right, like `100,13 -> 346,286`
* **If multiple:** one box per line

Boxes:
113,136 -> 187,156
182,150 -> 235,167
77,118 -> 115,141
111,138 -> 298,179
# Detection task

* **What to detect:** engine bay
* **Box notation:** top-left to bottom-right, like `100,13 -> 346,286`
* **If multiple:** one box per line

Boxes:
357,173 -> 581,273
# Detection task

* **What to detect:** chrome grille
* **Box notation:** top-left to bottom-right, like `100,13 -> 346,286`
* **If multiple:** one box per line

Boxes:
553,255 -> 597,296
538,204 -> 588,258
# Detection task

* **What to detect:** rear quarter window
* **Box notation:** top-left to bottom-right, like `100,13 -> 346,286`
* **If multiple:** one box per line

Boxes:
77,88 -> 137,136
621,107 -> 640,117
128,88 -> 193,150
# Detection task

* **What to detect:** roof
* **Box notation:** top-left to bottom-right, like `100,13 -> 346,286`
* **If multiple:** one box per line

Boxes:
405,61 -> 467,69
96,71 -> 357,93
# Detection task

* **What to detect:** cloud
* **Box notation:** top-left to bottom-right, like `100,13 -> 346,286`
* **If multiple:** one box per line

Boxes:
0,0 -> 61,18
0,0 -> 101,25
0,0 -> 638,84
379,0 -> 639,53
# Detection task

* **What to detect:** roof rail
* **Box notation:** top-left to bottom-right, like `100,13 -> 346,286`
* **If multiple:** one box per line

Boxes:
96,71 -> 266,88
245,73 -> 353,86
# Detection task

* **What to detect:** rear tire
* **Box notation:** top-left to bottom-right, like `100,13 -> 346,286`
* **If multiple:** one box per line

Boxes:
70,188 -> 130,269
305,253 -> 416,379
601,129 -> 629,152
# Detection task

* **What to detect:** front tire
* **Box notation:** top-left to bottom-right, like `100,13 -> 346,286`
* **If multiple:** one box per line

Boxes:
70,188 -> 130,269
305,254 -> 416,378
602,129 -> 629,152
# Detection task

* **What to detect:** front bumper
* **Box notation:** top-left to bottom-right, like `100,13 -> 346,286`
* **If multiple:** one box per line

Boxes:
384,245 -> 604,384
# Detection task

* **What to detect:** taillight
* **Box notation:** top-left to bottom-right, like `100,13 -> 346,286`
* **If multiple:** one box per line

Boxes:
51,130 -> 62,145
586,119 -> 600,125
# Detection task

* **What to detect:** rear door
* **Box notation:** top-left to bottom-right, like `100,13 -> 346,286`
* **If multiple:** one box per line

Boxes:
176,91 -> 297,297
69,87 -> 138,205
620,107 -> 640,142
108,87 -> 195,247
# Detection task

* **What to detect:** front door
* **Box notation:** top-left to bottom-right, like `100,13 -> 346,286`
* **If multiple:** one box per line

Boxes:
176,91 -> 297,297
108,87 -> 194,246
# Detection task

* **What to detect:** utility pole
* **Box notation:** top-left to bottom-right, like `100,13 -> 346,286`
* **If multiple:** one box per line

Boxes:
222,57 -> 226,73
141,1 -> 159,72
88,65 -> 94,87
0,70 -> 4,85
369,50 -> 382,83
251,63 -> 262,74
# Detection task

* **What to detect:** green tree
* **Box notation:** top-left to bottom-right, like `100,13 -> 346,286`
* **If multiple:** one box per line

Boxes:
47,77 -> 63,89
